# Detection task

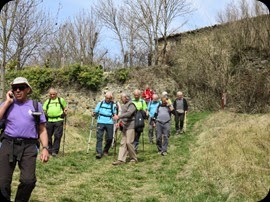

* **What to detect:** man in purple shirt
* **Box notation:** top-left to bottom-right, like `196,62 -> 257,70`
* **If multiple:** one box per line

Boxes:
0,77 -> 49,202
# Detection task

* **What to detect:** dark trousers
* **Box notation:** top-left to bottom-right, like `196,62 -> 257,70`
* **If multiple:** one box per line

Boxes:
133,130 -> 143,151
46,121 -> 64,154
175,112 -> 185,131
96,123 -> 114,155
0,139 -> 38,202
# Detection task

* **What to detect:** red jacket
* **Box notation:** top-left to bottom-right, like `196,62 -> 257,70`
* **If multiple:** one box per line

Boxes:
142,88 -> 154,103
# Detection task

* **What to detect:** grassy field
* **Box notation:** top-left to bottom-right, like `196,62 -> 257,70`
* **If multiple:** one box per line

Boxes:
11,111 -> 270,201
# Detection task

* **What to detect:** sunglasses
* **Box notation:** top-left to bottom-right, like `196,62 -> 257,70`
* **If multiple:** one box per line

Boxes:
12,85 -> 27,91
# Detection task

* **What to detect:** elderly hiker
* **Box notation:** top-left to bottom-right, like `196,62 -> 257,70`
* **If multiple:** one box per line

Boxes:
161,91 -> 172,105
0,77 -> 49,202
153,95 -> 174,156
146,94 -> 160,144
173,91 -> 188,134
43,88 -> 68,156
112,92 -> 137,165
93,92 -> 117,159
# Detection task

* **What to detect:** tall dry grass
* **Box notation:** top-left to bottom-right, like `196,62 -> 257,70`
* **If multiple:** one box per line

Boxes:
180,111 -> 270,201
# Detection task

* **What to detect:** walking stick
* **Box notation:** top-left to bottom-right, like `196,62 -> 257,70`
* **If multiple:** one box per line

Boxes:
87,116 -> 94,154
142,131 -> 144,152
183,111 -> 187,133
111,123 -> 116,148
62,115 -> 67,155
113,127 -> 118,159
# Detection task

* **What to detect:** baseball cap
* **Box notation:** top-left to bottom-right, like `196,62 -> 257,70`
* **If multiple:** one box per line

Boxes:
11,77 -> 32,94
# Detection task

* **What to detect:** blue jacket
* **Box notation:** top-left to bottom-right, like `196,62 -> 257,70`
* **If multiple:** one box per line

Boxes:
147,101 -> 160,118
94,101 -> 116,124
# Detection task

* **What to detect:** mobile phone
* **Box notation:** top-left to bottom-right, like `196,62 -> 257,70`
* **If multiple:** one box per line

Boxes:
9,92 -> 14,98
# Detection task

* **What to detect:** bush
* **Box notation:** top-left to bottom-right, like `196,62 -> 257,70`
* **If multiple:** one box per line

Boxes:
114,68 -> 130,83
5,64 -> 105,99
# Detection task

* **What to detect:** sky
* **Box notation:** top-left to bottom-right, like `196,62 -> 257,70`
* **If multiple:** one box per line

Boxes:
42,0 -> 261,57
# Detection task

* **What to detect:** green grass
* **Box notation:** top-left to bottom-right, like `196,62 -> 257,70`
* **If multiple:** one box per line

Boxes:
10,111 -> 270,201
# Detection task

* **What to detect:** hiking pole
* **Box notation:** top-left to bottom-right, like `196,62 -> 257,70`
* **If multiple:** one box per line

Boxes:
111,122 -> 116,148
113,126 -> 118,159
111,123 -> 116,156
62,115 -> 67,156
87,116 -> 94,154
142,131 -> 145,152
183,111 -> 187,133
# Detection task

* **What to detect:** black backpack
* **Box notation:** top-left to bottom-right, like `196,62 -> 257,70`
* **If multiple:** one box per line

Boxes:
129,102 -> 145,132
134,110 -> 145,132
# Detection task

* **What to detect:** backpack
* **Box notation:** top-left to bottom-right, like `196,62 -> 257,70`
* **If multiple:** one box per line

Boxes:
45,97 -> 65,118
135,110 -> 145,132
129,102 -> 145,132
0,100 -> 40,141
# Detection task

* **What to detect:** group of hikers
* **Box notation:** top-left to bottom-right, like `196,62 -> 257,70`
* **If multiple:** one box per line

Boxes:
92,85 -> 189,166
0,77 -> 188,201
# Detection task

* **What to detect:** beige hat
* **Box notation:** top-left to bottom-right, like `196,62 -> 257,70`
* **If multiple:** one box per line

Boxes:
11,77 -> 32,94
162,91 -> 168,96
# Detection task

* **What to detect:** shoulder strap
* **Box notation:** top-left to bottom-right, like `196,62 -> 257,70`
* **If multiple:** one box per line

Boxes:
111,101 -> 114,116
32,100 -> 41,136
58,97 -> 65,112
46,98 -> 51,112
99,101 -> 104,111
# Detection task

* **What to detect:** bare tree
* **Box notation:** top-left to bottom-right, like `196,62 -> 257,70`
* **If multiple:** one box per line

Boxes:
126,0 -> 192,66
11,0 -> 55,70
93,0 -> 127,66
158,0 -> 192,64
0,0 -> 19,99
43,9 -> 102,68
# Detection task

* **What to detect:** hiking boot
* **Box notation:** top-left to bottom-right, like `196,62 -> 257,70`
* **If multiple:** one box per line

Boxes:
158,151 -> 162,155
161,152 -> 167,156
103,151 -> 109,156
130,159 -> 138,164
52,152 -> 57,157
180,129 -> 183,134
112,160 -> 125,166
176,130 -> 180,135
96,153 -> 102,159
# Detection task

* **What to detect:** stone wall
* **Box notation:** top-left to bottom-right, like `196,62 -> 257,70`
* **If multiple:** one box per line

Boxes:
41,74 -> 181,116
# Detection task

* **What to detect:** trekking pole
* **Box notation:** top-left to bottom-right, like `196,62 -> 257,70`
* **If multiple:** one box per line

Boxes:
183,111 -> 187,133
113,127 -> 118,159
62,115 -> 67,156
87,116 -> 94,154
111,122 -> 116,148
142,131 -> 144,152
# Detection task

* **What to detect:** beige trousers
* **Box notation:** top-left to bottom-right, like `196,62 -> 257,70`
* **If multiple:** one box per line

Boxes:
118,128 -> 137,162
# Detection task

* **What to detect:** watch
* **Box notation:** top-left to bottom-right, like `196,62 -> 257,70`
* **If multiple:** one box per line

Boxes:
42,146 -> 49,150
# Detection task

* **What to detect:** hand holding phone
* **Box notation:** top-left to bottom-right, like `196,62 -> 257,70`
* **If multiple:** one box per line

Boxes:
7,91 -> 14,99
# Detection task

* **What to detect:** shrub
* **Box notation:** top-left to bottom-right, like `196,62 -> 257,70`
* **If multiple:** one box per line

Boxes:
114,68 -> 130,83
